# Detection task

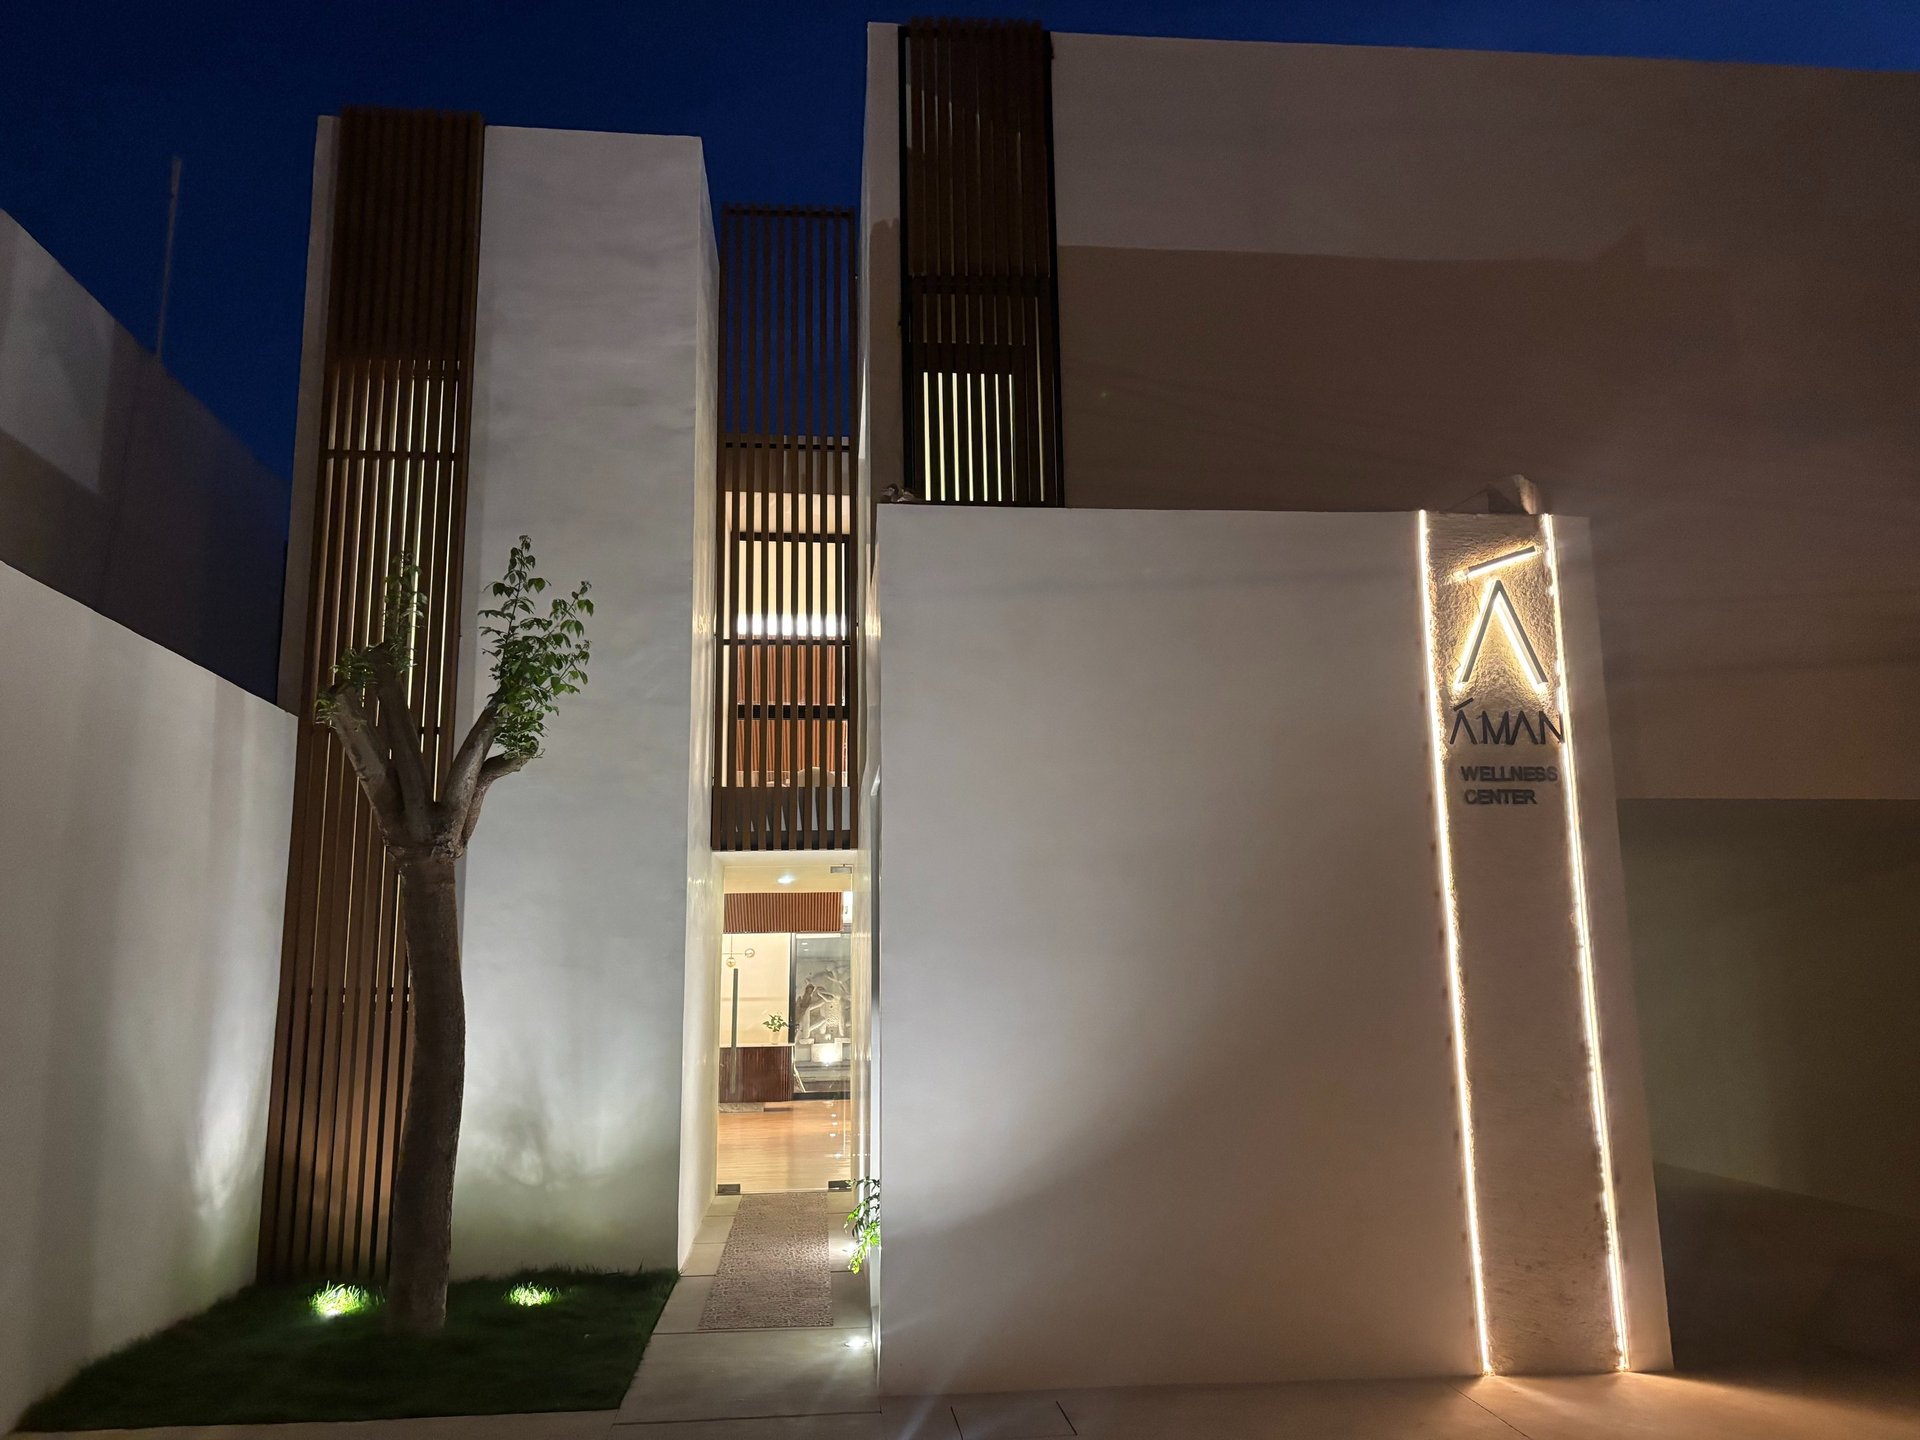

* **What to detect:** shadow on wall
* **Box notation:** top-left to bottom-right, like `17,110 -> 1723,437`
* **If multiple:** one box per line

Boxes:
1060,237 -> 1920,518
0,215 -> 288,702
1622,798 -> 1920,1372
1058,242 -> 1920,800
1658,1165 -> 1920,1372
1622,800 -> 1920,1224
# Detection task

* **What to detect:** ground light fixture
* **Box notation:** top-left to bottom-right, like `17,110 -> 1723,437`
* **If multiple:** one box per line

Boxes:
507,1283 -> 556,1307
310,1283 -> 373,1319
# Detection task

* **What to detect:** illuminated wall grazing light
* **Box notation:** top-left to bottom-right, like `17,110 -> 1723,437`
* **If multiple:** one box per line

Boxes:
1417,512 -> 1494,1376
1541,516 -> 1631,1372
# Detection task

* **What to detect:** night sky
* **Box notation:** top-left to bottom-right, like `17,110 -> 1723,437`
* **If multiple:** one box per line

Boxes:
5,1 -> 1917,481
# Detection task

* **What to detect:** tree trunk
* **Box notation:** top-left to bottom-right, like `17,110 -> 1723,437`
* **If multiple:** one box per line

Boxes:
386,854 -> 464,1332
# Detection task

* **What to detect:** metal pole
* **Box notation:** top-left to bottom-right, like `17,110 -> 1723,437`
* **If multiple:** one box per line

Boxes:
155,156 -> 182,361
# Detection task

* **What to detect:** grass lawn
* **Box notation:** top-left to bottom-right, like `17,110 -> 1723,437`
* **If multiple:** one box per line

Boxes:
20,1268 -> 676,1431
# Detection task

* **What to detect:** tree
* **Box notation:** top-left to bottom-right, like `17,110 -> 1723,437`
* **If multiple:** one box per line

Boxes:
316,536 -> 591,1332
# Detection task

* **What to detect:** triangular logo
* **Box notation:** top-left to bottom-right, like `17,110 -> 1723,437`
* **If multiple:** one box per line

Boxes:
1454,576 -> 1549,691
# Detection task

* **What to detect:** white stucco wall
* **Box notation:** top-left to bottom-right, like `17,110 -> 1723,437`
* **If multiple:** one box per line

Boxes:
677,189 -> 723,1263
0,211 -> 288,703
875,506 -> 1664,1391
853,26 -> 898,1337
277,120 -> 335,713
876,508 -> 1480,1391
0,562 -> 294,1427
454,126 -> 718,1274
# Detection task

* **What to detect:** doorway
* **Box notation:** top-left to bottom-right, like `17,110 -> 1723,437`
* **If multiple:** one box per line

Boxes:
715,856 -> 857,1195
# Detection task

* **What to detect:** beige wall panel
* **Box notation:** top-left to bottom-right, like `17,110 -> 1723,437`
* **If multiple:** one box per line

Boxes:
1046,35 -> 1920,801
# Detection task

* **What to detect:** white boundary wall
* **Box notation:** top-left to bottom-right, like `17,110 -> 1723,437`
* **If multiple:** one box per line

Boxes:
876,506 -> 1664,1392
0,562 -> 294,1426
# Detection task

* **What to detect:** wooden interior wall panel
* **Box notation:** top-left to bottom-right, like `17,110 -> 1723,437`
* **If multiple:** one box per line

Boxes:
259,107 -> 484,1282
723,891 -> 845,935
899,19 -> 1064,505
713,206 -> 860,852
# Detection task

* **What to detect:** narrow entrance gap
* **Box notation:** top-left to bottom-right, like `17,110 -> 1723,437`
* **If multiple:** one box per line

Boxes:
714,856 -> 857,1198
622,851 -> 875,1423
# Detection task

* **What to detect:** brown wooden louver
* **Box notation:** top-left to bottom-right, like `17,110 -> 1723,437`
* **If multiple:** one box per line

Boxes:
899,18 -> 1065,505
259,108 -> 485,1282
712,206 -> 862,853
724,891 -> 846,935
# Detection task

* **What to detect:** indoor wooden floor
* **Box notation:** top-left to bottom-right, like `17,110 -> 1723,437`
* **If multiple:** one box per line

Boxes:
716,1098 -> 851,1193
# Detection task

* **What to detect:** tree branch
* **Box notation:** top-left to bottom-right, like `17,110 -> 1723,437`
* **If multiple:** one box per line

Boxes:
459,751 -> 530,848
372,649 -> 431,826
321,686 -> 405,834
441,701 -> 501,823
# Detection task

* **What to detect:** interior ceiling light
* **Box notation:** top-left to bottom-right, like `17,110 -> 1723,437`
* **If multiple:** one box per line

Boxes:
777,873 -> 796,885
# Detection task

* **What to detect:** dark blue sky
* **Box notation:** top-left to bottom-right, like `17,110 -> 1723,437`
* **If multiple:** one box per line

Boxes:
5,1 -> 1917,480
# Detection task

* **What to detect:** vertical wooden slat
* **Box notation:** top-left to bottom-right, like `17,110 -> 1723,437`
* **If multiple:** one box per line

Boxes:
751,209 -> 769,846
801,211 -> 818,846
723,891 -> 844,935
712,206 -> 860,853
899,19 -> 1062,507
778,212 -> 796,842
259,107 -> 486,1282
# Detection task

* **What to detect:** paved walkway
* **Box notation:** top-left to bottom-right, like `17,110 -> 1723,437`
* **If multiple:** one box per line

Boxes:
30,1368 -> 1920,1439
18,1193 -> 1920,1439
613,1188 -> 877,1433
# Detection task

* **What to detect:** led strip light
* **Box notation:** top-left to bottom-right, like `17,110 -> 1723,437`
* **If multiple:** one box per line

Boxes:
1452,578 -> 1551,694
1416,511 -> 1493,1375
1542,515 -> 1630,1371
1460,543 -> 1538,580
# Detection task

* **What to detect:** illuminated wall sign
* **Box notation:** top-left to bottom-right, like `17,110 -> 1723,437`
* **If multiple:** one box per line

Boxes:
1419,512 -> 1627,1376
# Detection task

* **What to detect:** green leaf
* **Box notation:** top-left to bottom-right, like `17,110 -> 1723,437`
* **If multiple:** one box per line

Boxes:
478,535 -> 595,765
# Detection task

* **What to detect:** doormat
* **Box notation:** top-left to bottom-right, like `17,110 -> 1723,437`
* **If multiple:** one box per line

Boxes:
697,1191 -> 834,1330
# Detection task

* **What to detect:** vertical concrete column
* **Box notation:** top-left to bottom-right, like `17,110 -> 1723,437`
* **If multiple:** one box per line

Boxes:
454,127 -> 717,1275
1419,512 -> 1651,1374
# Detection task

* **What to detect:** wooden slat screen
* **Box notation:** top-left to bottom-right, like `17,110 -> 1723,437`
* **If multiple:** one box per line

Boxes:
724,891 -> 845,935
713,206 -> 861,852
259,108 -> 484,1282
899,19 -> 1064,505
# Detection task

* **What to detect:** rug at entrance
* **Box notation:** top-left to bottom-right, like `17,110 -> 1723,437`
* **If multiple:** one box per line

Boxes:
698,1191 -> 834,1329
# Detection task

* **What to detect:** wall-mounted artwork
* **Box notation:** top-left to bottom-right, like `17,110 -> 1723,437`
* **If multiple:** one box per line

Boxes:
790,932 -> 852,1097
